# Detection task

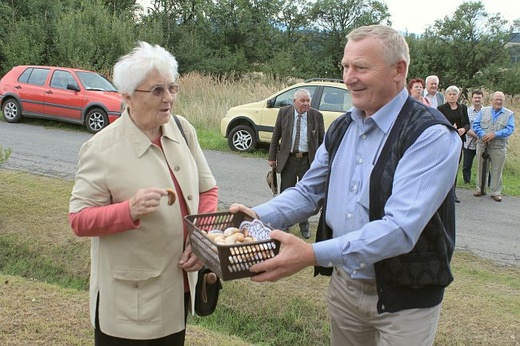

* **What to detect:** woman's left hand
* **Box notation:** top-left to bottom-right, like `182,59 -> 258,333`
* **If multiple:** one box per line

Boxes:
178,243 -> 204,272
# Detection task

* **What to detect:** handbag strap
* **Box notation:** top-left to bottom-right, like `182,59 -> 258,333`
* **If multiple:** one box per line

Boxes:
172,114 -> 188,144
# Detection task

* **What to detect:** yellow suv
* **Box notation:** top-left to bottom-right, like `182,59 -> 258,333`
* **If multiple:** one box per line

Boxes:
221,78 -> 351,152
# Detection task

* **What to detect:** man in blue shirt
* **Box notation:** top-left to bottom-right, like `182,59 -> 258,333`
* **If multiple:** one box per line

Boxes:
231,24 -> 461,345
473,91 -> 515,201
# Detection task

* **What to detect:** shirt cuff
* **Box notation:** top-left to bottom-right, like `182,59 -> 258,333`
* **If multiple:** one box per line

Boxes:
312,238 -> 345,268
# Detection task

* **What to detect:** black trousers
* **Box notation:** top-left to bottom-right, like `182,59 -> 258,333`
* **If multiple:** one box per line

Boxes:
94,292 -> 190,346
462,148 -> 476,184
280,154 -> 310,230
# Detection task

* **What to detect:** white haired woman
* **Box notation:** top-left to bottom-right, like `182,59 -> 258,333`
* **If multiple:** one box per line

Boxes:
437,85 -> 470,202
69,42 -> 218,345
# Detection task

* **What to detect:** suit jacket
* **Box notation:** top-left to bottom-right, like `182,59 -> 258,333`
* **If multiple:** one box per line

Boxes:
437,102 -> 470,142
268,105 -> 324,173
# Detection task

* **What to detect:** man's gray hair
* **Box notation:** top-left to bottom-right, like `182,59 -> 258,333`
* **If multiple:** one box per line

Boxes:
294,88 -> 311,100
425,75 -> 440,84
347,25 -> 410,76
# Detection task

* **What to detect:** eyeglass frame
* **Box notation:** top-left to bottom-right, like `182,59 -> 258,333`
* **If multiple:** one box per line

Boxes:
134,84 -> 180,97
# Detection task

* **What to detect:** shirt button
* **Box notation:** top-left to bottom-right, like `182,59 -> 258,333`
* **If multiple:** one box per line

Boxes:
358,158 -> 363,164
352,270 -> 357,275
187,195 -> 193,200
351,185 -> 358,192
347,213 -> 352,219
360,263 -> 365,268
361,134 -> 367,139
133,282 -> 139,288
174,166 -> 180,171
327,262 -> 333,267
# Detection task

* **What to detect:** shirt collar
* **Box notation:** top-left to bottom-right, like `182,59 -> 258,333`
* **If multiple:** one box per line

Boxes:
350,88 -> 408,134
121,109 -> 181,158
294,109 -> 306,117
492,107 -> 504,116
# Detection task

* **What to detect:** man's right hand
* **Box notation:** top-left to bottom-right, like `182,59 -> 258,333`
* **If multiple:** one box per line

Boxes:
268,160 -> 276,168
229,203 -> 259,219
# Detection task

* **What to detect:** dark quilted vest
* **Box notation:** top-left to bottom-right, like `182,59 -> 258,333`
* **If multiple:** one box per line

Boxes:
314,97 -> 457,313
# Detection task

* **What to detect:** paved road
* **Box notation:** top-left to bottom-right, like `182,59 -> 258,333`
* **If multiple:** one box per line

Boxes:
1,121 -> 518,267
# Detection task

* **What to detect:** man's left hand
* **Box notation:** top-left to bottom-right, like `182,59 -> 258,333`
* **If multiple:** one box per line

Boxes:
249,230 -> 316,282
482,132 -> 496,142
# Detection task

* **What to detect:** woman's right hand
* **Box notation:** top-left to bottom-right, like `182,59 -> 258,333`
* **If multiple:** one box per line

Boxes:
129,188 -> 168,221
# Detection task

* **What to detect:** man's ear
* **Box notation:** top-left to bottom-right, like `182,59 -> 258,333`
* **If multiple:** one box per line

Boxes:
394,60 -> 407,82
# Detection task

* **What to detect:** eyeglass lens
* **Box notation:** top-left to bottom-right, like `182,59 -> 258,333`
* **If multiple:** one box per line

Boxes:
151,84 -> 179,97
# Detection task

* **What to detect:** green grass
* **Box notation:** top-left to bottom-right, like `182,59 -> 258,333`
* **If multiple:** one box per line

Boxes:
0,169 -> 519,345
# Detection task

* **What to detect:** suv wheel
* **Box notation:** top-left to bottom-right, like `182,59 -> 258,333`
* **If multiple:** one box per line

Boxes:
2,98 -> 22,123
85,108 -> 108,133
228,125 -> 257,152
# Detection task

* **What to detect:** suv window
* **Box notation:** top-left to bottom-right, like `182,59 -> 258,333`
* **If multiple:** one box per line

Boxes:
319,86 -> 352,113
50,70 -> 77,90
272,86 -> 318,108
18,68 -> 50,86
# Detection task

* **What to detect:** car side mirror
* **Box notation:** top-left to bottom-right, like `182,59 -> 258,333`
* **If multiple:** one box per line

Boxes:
67,84 -> 80,92
267,98 -> 275,108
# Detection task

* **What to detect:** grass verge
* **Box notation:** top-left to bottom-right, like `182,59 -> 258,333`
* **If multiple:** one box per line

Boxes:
1,169 -> 519,345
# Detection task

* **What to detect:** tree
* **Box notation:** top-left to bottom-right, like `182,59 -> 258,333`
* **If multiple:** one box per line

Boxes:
408,1 -> 516,94
53,0 -> 137,73
308,0 -> 391,77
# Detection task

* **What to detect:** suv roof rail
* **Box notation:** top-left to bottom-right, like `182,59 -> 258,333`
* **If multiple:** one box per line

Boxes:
304,78 -> 343,83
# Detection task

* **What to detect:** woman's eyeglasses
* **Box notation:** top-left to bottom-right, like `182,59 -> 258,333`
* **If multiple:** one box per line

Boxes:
134,84 -> 179,97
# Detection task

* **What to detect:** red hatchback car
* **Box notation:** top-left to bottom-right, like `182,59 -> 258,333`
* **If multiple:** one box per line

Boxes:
0,65 -> 123,133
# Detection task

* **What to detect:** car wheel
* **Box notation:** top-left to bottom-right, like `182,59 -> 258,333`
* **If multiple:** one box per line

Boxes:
85,108 -> 108,133
228,125 -> 257,152
2,98 -> 22,123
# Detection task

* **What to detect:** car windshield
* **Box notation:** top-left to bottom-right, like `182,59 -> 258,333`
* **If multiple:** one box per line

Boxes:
76,71 -> 118,92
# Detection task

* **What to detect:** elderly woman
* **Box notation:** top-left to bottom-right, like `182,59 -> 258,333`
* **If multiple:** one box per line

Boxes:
407,78 -> 430,105
69,42 -> 218,345
437,85 -> 470,203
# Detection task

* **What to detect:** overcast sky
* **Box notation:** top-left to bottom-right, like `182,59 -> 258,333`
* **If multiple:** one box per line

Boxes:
385,0 -> 519,34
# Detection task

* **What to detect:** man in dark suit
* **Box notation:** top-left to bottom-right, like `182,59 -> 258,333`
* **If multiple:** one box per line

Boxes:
268,88 -> 325,238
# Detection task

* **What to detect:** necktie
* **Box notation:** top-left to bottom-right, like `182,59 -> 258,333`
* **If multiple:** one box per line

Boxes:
292,114 -> 302,153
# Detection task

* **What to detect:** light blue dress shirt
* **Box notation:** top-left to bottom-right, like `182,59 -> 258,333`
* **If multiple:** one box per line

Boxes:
472,107 -> 515,139
253,88 -> 461,279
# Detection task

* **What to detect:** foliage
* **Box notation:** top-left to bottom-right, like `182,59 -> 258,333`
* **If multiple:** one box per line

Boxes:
0,0 -> 518,92
407,1 -> 519,95
52,0 -> 137,73
0,145 -> 11,165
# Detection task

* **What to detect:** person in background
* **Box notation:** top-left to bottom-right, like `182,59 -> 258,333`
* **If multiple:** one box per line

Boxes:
232,25 -> 460,345
68,42 -> 218,345
462,90 -> 483,184
408,78 -> 430,105
424,75 -> 445,108
473,91 -> 515,202
268,88 -> 324,239
437,85 -> 470,203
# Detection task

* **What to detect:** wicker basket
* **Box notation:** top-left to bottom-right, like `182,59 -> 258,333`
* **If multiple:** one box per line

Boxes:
184,211 -> 280,281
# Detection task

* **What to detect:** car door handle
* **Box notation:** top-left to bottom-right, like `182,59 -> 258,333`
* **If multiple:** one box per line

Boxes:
45,90 -> 53,94
15,85 -> 21,89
